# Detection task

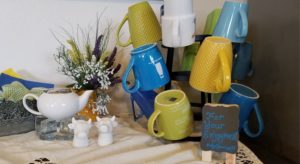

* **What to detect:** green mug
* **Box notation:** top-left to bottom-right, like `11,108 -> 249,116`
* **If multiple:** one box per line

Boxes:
116,1 -> 162,48
203,8 -> 221,35
148,90 -> 193,140
182,43 -> 200,71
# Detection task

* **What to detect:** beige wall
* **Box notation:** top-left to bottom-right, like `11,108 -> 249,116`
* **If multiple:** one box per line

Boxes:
246,0 -> 299,162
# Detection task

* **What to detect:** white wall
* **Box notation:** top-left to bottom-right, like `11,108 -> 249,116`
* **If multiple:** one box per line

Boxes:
0,0 -> 225,113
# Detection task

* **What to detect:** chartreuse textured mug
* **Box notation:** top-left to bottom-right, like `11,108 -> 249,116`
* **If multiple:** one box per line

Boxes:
189,36 -> 233,93
148,90 -> 193,140
203,8 -> 221,35
116,1 -> 162,48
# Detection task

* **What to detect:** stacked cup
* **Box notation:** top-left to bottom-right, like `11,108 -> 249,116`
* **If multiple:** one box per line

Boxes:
188,0 -> 264,138
212,0 -> 253,81
117,1 -> 194,141
161,0 -> 196,47
189,0 -> 263,138
117,1 -> 170,120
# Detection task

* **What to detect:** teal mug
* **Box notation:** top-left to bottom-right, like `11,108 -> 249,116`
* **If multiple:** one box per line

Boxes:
232,42 -> 254,80
219,83 -> 264,138
213,1 -> 248,43
122,44 -> 170,93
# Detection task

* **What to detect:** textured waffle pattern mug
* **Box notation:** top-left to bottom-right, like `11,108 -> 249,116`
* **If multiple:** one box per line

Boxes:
116,1 -> 162,48
189,36 -> 233,93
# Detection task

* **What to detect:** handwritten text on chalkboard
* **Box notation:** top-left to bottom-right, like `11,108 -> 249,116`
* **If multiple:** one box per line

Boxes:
201,104 -> 239,153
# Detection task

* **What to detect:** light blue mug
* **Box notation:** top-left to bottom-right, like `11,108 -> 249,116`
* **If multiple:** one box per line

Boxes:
213,1 -> 248,43
232,42 -> 254,80
219,83 -> 264,138
122,44 -> 170,93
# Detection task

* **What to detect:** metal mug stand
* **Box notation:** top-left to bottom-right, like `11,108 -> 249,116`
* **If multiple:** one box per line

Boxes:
162,35 -> 212,121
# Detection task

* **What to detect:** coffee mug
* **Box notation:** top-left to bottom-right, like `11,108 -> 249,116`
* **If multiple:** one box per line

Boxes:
203,8 -> 221,35
130,90 -> 156,120
232,42 -> 254,80
148,90 -> 193,140
182,43 -> 200,71
189,36 -> 233,93
122,44 -> 170,93
116,1 -> 162,48
213,1 -> 248,43
219,83 -> 264,138
161,14 -> 196,47
164,0 -> 193,17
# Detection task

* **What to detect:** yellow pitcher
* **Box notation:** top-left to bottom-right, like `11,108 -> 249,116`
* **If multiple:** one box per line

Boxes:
189,36 -> 233,93
116,1 -> 162,48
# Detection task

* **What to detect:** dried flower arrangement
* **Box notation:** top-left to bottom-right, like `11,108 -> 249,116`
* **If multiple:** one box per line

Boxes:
53,16 -> 121,115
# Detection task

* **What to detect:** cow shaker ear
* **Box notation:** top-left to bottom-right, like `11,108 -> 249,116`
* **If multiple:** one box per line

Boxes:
96,116 -> 101,122
68,123 -> 74,129
111,116 -> 118,127
111,116 -> 116,121
72,117 -> 76,123
88,119 -> 92,124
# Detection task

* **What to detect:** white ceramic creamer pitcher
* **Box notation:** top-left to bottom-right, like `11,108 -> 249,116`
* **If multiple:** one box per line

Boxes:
23,88 -> 93,121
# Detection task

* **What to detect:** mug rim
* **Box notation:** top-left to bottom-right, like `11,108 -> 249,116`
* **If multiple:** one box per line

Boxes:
131,43 -> 157,55
224,0 -> 248,5
129,0 -> 149,10
155,89 -> 187,108
205,36 -> 231,44
161,14 -> 196,20
230,83 -> 259,99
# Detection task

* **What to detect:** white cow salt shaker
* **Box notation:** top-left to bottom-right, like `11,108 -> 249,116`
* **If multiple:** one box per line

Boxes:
68,117 -> 92,148
95,116 -> 118,146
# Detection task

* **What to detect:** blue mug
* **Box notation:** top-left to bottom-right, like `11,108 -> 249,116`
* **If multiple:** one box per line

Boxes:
213,1 -> 248,43
122,44 -> 170,93
232,42 -> 254,80
219,83 -> 264,138
130,90 -> 157,120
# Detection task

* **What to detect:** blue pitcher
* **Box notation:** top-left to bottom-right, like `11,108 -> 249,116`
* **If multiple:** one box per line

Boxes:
213,1 -> 248,43
219,83 -> 264,138
130,90 -> 156,120
122,44 -> 170,93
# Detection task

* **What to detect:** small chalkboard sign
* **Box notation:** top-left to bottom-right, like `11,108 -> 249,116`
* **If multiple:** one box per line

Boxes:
201,103 -> 240,154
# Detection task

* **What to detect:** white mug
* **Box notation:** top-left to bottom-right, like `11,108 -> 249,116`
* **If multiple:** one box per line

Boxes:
162,15 -> 196,47
164,0 -> 193,17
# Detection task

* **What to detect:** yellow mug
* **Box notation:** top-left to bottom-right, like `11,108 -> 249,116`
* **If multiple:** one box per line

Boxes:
147,90 -> 193,140
189,36 -> 233,93
116,1 -> 162,48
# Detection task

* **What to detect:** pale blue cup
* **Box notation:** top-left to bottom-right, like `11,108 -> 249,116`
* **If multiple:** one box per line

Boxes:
213,1 -> 248,43
122,44 -> 170,93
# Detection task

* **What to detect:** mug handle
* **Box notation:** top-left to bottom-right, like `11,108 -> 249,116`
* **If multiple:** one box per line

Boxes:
116,14 -> 132,47
147,109 -> 164,137
247,61 -> 254,77
122,58 -> 140,93
23,93 -> 42,115
216,50 -> 231,92
236,9 -> 248,37
243,103 -> 264,138
172,18 -> 181,46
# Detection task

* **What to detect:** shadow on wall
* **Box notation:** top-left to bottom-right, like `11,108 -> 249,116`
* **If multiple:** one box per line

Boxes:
246,0 -> 299,163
